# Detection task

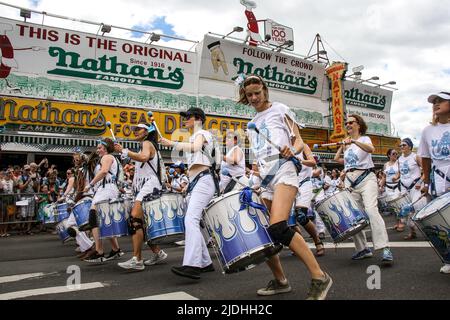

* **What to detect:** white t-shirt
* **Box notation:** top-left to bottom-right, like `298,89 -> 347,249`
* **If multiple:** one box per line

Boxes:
186,129 -> 214,169
418,123 -> 450,171
343,136 -> 374,171
220,145 -> 246,178
171,174 -> 189,192
133,143 -> 161,195
384,161 -> 399,185
398,152 -> 421,187
297,152 -> 312,182
248,102 -> 297,176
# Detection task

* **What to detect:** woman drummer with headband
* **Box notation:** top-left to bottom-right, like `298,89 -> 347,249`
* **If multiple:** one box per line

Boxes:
82,138 -> 124,263
115,123 -> 168,270
240,74 -> 332,300
334,114 -> 394,263
417,91 -> 450,274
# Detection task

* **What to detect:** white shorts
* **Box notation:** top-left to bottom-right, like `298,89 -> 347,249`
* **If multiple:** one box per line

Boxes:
295,180 -> 313,208
92,184 -> 119,205
135,179 -> 161,202
261,161 -> 299,201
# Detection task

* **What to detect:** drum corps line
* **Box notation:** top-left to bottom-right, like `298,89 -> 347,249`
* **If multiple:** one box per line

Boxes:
39,79 -> 450,300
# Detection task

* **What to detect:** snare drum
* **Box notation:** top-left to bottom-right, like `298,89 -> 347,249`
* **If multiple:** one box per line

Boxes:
315,189 -> 370,243
97,199 -> 129,239
56,218 -> 72,243
377,194 -> 390,213
72,198 -> 92,230
413,192 -> 450,264
386,192 -> 412,218
56,203 -> 70,222
143,192 -> 185,244
43,203 -> 57,224
202,189 -> 282,274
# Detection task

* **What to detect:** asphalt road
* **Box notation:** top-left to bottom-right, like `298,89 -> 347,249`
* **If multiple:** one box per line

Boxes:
0,213 -> 448,302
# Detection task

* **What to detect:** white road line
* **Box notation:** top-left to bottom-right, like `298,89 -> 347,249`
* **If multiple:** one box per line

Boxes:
305,241 -> 432,249
131,291 -> 198,300
0,272 -> 53,284
0,282 -> 104,300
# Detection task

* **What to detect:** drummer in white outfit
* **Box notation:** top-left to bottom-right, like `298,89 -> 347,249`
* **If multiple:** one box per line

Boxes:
293,144 -> 325,256
115,123 -> 168,270
398,138 -> 424,240
219,131 -> 248,193
311,161 -> 327,237
83,138 -> 123,263
418,91 -> 450,274
240,75 -> 332,300
60,165 -> 94,255
160,107 -> 217,280
380,149 -> 401,228
334,114 -> 393,263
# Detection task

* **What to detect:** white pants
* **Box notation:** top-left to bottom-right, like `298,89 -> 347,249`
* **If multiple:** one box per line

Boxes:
345,172 -> 390,252
312,188 -> 327,233
183,174 -> 215,268
406,187 -> 426,228
67,212 -> 94,252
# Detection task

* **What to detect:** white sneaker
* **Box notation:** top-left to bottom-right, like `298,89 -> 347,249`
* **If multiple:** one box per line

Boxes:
175,240 -> 186,246
440,264 -> 450,274
118,256 -> 144,271
144,250 -> 168,266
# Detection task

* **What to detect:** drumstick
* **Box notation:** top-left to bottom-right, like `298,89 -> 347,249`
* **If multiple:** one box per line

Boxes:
106,121 -> 116,141
221,169 -> 249,189
247,122 -> 281,151
313,141 -> 345,149
147,111 -> 163,139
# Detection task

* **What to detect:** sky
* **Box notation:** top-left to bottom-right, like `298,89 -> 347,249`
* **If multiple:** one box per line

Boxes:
1,0 -> 450,144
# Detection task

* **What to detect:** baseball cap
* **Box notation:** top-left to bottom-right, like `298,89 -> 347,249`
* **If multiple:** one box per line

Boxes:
180,107 -> 206,122
427,92 -> 450,103
171,161 -> 185,170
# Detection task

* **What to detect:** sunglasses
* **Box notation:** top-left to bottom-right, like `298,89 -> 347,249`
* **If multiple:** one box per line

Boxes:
345,120 -> 357,126
399,144 -> 408,147
390,152 -> 398,156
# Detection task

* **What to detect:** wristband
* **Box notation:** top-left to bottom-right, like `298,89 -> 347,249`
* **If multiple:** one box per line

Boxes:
89,182 -> 95,189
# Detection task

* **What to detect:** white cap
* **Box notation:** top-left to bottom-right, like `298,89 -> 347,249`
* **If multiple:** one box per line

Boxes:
427,92 -> 450,103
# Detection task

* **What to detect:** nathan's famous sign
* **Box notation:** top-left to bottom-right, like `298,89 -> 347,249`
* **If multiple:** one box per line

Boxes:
0,17 -> 197,93
0,97 -> 248,140
199,34 -> 326,98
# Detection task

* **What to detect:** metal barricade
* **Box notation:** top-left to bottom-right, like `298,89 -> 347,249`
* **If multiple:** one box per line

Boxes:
0,193 -> 51,231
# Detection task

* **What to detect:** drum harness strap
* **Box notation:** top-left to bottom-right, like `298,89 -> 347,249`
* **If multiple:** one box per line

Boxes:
430,166 -> 450,198
201,145 -> 220,196
345,168 -> 373,189
223,175 -> 243,194
186,169 -> 211,194
400,177 -> 421,191
239,187 -> 268,214
386,181 -> 400,190
141,155 -> 167,192
299,177 -> 311,187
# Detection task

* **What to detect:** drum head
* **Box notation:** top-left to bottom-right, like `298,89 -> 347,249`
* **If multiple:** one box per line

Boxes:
414,192 -> 450,220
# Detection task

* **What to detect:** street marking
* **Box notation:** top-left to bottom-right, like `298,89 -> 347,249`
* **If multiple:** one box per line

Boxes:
131,291 -> 198,300
305,241 -> 432,249
0,272 -> 54,284
0,282 -> 104,300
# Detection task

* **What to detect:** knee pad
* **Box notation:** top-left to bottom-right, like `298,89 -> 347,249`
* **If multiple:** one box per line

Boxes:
296,207 -> 310,226
88,209 -> 98,228
268,220 -> 296,246
67,226 -> 78,238
128,217 -> 144,235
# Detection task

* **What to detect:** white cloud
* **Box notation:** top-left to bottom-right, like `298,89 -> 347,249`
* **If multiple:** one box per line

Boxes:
1,0 -> 449,141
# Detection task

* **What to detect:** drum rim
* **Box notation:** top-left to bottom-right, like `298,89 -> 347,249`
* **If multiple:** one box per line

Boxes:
221,242 -> 280,271
412,199 -> 450,221
204,189 -> 256,210
314,189 -> 352,207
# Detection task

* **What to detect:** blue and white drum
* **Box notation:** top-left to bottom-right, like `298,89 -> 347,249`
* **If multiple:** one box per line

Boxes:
72,198 -> 92,231
43,203 -> 57,224
315,189 -> 370,243
202,189 -> 282,274
287,206 -> 297,227
56,218 -> 72,243
413,192 -> 450,264
386,192 -> 412,218
56,203 -> 70,222
143,192 -> 185,244
97,199 -> 129,239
